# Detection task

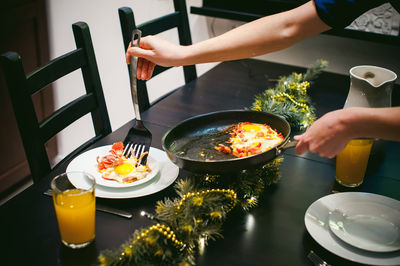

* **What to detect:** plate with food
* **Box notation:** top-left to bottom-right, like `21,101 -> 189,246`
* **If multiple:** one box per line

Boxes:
67,142 -> 159,188
66,147 -> 179,199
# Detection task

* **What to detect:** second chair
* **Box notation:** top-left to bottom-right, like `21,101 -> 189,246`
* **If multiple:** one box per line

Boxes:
118,0 -> 197,113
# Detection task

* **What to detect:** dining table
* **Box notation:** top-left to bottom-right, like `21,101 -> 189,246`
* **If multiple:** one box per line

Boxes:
1,59 -> 399,266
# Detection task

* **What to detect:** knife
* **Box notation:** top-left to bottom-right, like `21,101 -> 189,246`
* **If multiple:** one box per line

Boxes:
43,189 -> 133,219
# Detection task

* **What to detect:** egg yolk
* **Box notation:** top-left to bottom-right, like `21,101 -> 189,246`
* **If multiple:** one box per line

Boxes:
241,124 -> 261,132
114,163 -> 134,175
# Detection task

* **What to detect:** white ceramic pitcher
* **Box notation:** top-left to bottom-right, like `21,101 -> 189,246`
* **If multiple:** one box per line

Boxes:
344,65 -> 397,109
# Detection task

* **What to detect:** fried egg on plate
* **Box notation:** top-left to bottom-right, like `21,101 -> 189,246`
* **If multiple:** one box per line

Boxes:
102,157 -> 150,183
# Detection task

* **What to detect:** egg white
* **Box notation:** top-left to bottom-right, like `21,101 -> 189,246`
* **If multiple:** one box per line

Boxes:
102,157 -> 149,183
229,123 -> 283,156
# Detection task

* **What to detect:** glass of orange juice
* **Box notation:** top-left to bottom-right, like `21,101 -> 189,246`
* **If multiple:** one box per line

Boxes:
335,139 -> 373,187
51,172 -> 96,249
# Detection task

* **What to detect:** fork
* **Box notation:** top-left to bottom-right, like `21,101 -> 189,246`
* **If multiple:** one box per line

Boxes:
307,250 -> 331,266
123,29 -> 152,163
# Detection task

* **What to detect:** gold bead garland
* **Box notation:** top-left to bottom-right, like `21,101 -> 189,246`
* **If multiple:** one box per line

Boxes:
119,223 -> 185,261
116,189 -> 237,263
176,188 -> 237,212
273,92 -> 310,111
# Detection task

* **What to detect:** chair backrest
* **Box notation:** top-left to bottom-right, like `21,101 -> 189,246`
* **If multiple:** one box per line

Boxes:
119,0 -> 197,113
0,22 -> 111,184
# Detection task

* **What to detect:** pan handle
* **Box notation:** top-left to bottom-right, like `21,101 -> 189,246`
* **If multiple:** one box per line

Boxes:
276,139 -> 298,156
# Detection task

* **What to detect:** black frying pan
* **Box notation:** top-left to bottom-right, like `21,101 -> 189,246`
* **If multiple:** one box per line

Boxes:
162,110 -> 296,173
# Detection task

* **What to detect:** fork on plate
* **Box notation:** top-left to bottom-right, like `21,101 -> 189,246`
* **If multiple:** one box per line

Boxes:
123,29 -> 152,163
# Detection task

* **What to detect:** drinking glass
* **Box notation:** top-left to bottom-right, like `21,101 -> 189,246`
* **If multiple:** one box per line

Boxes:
335,139 -> 373,187
51,172 -> 96,249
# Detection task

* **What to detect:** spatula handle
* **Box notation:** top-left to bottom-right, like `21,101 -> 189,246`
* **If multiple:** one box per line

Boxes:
129,29 -> 142,121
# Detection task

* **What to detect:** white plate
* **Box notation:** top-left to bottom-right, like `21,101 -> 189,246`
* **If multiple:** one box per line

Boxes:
305,192 -> 400,266
328,202 -> 400,252
67,145 -> 159,188
66,147 -> 179,199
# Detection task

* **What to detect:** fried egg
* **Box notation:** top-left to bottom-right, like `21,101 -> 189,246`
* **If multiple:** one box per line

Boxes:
97,142 -> 150,184
102,157 -> 149,183
215,122 -> 284,158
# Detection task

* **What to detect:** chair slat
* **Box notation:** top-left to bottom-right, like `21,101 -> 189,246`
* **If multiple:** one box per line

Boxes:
153,65 -> 171,76
138,12 -> 180,36
39,93 -> 97,142
27,49 -> 85,94
73,22 -> 112,136
119,7 -> 135,51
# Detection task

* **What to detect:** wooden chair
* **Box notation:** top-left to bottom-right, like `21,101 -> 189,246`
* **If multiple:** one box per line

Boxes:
0,22 -> 111,184
118,0 -> 197,113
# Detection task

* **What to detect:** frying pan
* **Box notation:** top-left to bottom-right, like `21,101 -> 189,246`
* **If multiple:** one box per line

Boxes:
162,110 -> 297,173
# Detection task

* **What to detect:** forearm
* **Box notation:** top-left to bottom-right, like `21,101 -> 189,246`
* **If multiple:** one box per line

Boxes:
342,107 -> 400,141
294,106 -> 400,158
181,1 -> 330,65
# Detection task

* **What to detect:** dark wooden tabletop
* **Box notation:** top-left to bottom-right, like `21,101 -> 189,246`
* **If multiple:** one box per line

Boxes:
1,59 -> 399,266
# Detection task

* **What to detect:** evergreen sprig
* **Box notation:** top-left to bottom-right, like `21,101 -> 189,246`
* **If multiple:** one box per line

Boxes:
252,59 -> 327,131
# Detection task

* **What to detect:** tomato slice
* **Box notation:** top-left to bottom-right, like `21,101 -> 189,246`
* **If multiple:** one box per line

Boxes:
111,141 -> 124,151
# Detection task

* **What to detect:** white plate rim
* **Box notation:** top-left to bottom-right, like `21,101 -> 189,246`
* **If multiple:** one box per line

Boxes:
66,147 -> 179,199
304,192 -> 400,266
328,202 -> 400,253
66,145 -> 160,188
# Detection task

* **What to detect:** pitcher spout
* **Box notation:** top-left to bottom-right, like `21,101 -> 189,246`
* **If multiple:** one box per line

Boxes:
350,65 -> 397,88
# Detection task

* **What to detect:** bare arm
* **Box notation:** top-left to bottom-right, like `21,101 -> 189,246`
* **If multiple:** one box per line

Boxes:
294,107 -> 400,158
126,1 -> 331,80
183,1 -> 330,65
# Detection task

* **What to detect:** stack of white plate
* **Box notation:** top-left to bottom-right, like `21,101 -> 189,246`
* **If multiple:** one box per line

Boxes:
305,192 -> 400,265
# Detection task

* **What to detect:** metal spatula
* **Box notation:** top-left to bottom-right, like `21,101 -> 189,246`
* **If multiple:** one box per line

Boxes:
123,29 -> 152,164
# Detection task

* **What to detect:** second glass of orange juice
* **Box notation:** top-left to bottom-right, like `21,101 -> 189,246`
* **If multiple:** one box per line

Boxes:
335,139 -> 373,187
51,172 -> 96,249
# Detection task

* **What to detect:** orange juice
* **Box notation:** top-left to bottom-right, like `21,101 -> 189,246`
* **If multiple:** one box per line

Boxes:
53,189 -> 95,246
335,139 -> 373,187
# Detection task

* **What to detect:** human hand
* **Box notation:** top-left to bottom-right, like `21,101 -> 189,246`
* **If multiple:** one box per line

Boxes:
125,35 -> 185,80
294,109 -> 352,158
